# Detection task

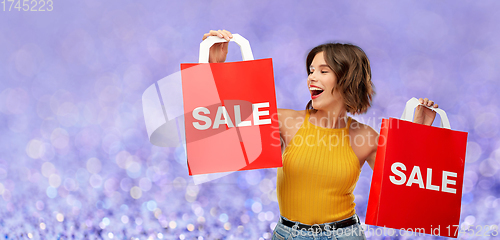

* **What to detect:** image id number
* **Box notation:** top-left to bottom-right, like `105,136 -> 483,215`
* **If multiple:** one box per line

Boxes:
2,0 -> 53,11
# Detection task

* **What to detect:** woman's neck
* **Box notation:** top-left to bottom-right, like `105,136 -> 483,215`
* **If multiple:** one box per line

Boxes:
310,108 -> 348,129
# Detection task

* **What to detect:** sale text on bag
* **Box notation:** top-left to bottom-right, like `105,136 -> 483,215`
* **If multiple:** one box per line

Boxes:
389,162 -> 457,194
192,102 -> 271,130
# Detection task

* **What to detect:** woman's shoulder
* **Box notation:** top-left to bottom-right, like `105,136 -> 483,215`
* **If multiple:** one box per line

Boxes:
349,118 -> 379,148
349,118 -> 378,134
277,109 -> 307,119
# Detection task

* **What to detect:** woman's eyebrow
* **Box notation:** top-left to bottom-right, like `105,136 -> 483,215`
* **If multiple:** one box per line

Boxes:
310,64 -> 329,68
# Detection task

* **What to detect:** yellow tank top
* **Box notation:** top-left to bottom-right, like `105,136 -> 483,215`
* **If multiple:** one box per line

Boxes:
277,110 -> 361,225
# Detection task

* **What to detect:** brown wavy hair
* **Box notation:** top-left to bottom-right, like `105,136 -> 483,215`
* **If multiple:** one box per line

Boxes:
305,43 -> 375,115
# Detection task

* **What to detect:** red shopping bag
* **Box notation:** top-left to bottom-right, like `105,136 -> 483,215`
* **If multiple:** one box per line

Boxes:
366,98 -> 468,238
180,34 -> 282,176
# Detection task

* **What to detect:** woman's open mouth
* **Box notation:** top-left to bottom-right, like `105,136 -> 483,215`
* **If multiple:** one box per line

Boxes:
310,86 -> 324,99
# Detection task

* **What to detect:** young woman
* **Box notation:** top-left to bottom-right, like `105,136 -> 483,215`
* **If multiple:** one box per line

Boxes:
203,30 -> 439,240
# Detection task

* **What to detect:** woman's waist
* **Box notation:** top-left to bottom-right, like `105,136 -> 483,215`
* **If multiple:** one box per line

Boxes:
277,186 -> 356,200
277,198 -> 357,225
280,211 -> 359,227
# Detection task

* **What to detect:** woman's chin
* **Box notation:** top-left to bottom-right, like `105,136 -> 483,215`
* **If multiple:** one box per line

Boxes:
311,102 -> 322,110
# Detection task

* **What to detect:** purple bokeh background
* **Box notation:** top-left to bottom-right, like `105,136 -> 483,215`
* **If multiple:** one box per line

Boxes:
1,0 -> 499,239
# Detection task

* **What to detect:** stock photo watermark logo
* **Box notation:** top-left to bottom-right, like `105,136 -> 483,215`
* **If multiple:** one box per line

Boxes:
142,60 -> 282,184
287,223 -> 498,238
289,223 -> 364,238
274,113 -> 397,150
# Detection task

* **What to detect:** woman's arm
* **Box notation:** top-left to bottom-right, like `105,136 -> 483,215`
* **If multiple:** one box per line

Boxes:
203,30 -> 291,149
365,98 -> 439,171
366,147 -> 377,170
277,109 -> 306,151
276,108 -> 294,145
413,98 -> 439,125
202,30 -> 233,63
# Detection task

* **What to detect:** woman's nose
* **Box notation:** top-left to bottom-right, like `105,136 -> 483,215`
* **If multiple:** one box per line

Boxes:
308,73 -> 317,82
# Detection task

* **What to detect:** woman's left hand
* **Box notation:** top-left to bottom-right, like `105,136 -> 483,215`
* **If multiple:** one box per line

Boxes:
413,98 -> 438,126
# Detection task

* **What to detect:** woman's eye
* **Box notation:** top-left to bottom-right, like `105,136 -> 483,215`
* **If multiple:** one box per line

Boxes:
321,71 -> 328,73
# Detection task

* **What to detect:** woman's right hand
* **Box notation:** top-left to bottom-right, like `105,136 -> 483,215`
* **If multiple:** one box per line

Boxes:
202,30 -> 233,63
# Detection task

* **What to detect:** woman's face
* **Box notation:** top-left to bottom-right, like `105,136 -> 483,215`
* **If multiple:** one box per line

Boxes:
307,51 -> 343,111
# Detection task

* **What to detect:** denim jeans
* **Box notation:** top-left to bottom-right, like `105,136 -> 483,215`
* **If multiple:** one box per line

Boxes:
272,215 -> 367,240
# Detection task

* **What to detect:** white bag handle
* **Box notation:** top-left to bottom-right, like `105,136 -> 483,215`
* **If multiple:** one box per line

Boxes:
198,34 -> 254,63
401,97 -> 451,129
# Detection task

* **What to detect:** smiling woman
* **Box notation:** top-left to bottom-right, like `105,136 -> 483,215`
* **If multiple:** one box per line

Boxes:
305,43 -> 374,115
202,29 -> 440,240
